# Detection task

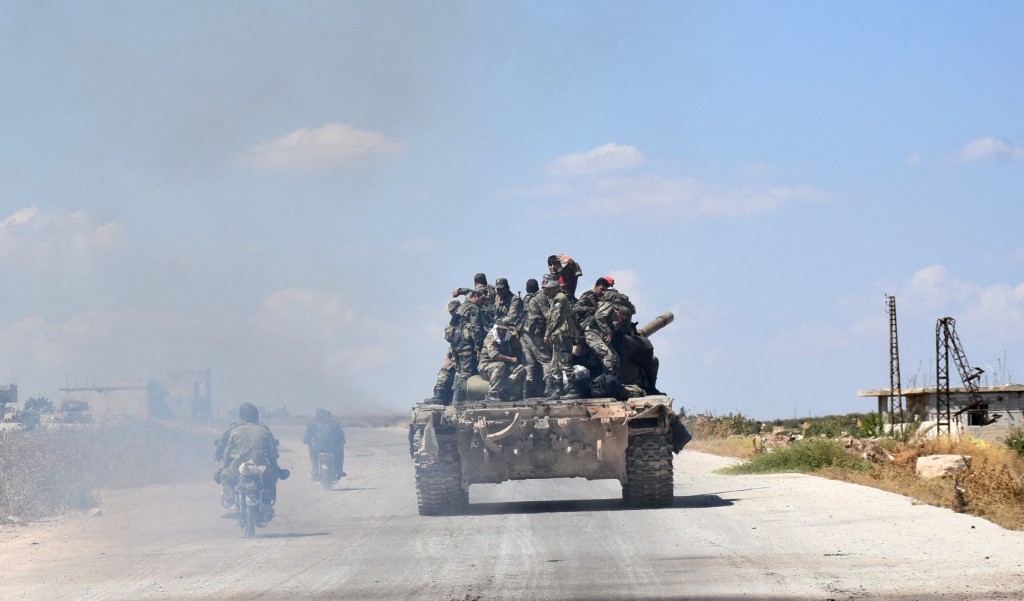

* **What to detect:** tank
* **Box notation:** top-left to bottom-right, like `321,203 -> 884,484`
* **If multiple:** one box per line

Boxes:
409,311 -> 686,516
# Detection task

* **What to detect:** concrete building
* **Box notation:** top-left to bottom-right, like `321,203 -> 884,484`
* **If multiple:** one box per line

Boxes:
858,384 -> 1024,442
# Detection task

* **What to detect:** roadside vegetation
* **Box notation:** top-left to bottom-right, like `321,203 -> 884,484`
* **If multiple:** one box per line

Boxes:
682,412 -> 1024,531
0,420 -> 212,524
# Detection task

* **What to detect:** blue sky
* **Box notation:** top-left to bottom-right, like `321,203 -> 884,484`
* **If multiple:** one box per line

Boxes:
1,2 -> 1021,420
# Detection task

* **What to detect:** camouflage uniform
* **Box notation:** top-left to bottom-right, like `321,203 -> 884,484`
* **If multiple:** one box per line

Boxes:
450,295 -> 486,404
430,300 -> 462,403
220,422 -> 283,505
494,289 -> 524,330
477,323 -> 526,401
583,301 -> 634,375
521,289 -> 552,397
544,284 -> 581,399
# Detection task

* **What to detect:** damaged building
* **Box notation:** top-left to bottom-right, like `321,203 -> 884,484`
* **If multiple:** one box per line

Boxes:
858,384 -> 1024,442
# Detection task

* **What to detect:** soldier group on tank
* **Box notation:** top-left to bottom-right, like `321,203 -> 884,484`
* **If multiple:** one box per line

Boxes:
429,254 -> 662,404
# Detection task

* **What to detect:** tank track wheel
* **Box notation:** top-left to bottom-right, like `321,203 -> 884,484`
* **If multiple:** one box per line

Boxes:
413,427 -> 468,516
623,432 -> 674,508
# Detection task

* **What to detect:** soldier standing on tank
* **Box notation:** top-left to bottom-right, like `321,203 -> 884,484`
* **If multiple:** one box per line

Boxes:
429,299 -> 462,403
478,317 -> 526,401
520,278 -> 551,398
453,273 -> 496,330
493,277 -> 524,330
546,254 -> 583,302
450,289 -> 487,404
542,279 -> 581,399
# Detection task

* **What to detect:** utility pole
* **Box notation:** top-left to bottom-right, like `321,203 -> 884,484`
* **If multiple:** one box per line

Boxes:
886,295 -> 906,439
936,317 -> 991,440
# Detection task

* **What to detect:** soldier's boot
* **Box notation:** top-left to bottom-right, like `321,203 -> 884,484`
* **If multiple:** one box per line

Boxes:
451,375 -> 467,405
483,392 -> 501,402
544,377 -> 561,400
522,379 -> 533,400
561,376 -> 581,400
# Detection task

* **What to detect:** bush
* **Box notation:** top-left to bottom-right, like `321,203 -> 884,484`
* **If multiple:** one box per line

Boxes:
1004,428 -> 1024,458
0,421 -> 213,522
718,438 -> 873,475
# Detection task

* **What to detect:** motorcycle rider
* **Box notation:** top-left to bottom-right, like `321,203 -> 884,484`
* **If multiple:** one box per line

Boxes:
303,408 -> 346,481
216,402 -> 289,517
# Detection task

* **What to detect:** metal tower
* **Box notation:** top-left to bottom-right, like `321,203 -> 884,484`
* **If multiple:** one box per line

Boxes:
935,317 -> 988,438
886,295 -> 905,437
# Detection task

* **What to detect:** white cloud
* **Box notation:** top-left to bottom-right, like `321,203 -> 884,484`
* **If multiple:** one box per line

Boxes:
900,265 -> 975,313
568,175 -> 823,219
952,136 -> 1023,162
244,123 -> 408,171
548,143 -> 644,176
0,207 -> 120,268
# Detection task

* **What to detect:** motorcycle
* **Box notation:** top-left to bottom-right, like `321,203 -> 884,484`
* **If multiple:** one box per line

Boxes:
317,452 -> 343,490
234,460 -> 276,537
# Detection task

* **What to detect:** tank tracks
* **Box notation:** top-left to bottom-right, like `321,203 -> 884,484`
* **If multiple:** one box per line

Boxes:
622,432 -> 674,508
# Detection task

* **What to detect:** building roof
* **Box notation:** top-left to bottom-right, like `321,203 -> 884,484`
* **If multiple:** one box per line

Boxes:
858,384 -> 1024,397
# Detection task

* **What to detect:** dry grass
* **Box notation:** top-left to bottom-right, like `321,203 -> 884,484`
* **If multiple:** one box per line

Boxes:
687,436 -> 758,460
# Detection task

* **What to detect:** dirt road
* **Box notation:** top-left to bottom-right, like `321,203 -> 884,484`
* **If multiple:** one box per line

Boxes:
2,424 -> 1022,600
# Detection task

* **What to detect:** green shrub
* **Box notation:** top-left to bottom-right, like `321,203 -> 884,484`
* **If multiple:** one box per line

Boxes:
717,437 -> 873,475
1005,428 -> 1024,459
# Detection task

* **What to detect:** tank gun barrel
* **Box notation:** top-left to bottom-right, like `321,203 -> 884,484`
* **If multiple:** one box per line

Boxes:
636,311 -> 674,337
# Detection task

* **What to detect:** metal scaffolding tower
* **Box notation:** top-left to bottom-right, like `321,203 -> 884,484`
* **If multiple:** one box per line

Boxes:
886,295 -> 905,437
935,317 -> 988,438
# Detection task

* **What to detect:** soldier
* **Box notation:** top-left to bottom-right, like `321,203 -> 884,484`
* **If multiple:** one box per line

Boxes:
217,403 -> 290,517
453,273 -> 496,330
493,277 -> 524,330
546,254 -> 583,302
429,299 -> 462,403
450,289 -> 487,404
477,317 -> 526,401
520,278 -> 552,398
573,277 -> 609,325
583,301 -> 634,377
595,275 -> 636,314
542,279 -> 581,399
303,408 -> 346,481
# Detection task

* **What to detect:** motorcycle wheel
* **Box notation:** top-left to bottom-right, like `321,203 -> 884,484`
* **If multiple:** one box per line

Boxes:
243,503 -> 257,537
320,463 -> 333,490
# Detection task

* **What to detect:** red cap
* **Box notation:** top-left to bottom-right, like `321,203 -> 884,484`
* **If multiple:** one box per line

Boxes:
602,275 -> 615,287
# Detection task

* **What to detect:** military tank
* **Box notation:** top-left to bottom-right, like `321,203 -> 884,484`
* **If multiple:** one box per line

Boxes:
409,312 -> 687,516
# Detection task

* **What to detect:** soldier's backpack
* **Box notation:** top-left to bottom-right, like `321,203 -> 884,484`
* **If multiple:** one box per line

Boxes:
589,373 -> 629,401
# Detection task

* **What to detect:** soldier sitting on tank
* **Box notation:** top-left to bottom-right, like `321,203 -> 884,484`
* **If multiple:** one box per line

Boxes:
478,317 -> 526,401
217,403 -> 289,517
303,408 -> 346,481
582,301 -> 634,379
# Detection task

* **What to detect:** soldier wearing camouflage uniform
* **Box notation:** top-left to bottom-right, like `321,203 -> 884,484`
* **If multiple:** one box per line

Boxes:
493,277 -> 524,330
542,279 -> 581,399
520,279 -> 550,398
450,289 -> 487,404
217,403 -> 289,516
583,300 -> 634,376
430,299 -> 462,403
477,318 -> 526,401
453,273 -> 497,330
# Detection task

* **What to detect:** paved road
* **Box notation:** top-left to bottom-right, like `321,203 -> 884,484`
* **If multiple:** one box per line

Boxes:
2,424 -> 1023,600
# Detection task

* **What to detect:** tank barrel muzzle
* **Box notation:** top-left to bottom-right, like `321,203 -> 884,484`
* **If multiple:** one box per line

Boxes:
637,311 -> 674,337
